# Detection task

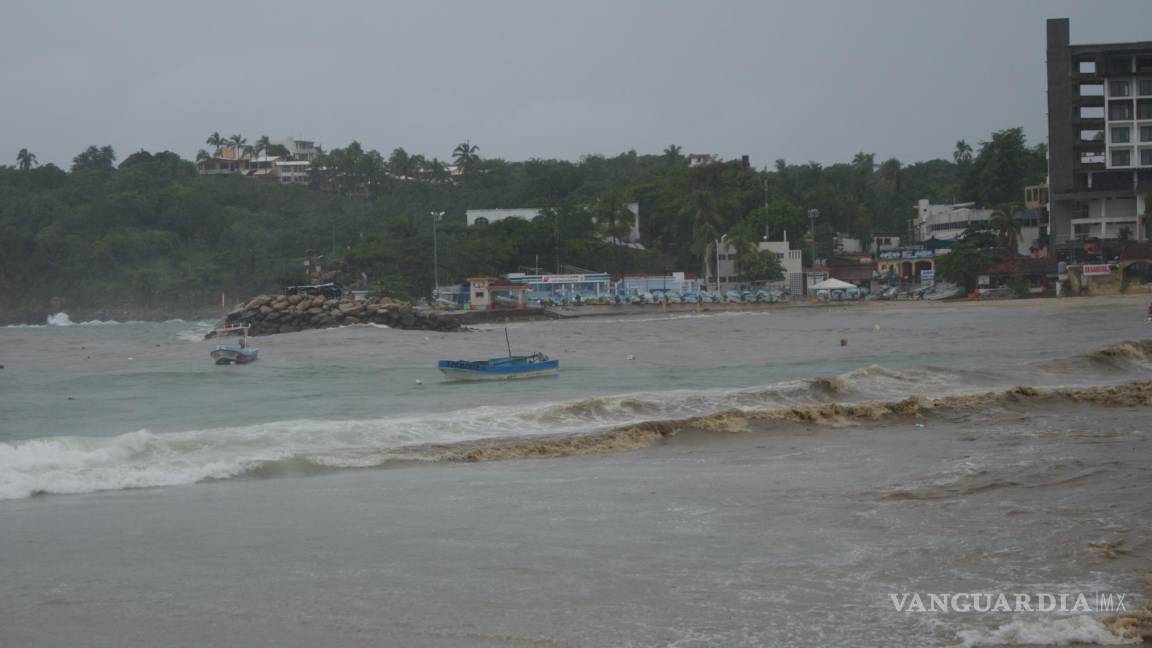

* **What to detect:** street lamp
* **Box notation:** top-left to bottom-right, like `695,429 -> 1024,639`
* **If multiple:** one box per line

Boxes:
430,211 -> 444,297
714,233 -> 729,293
807,209 -> 819,268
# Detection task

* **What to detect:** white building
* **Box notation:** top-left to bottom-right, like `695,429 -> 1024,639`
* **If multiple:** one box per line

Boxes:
280,137 -> 321,162
915,199 -> 995,242
275,160 -> 311,185
707,234 -> 803,294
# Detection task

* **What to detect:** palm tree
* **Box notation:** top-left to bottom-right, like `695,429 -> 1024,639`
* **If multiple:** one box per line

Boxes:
877,158 -> 903,193
685,187 -> 724,282
254,135 -> 271,157
229,134 -> 248,159
594,192 -> 635,248
206,132 -> 224,156
662,144 -> 683,163
195,149 -> 211,163
452,140 -> 479,172
990,205 -> 1022,252
954,139 -> 973,164
16,148 -> 37,171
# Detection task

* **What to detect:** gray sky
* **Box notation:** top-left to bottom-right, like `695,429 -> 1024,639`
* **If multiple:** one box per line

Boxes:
3,0 -> 1151,169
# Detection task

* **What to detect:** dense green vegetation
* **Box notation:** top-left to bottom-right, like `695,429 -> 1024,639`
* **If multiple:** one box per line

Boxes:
0,128 -> 1045,317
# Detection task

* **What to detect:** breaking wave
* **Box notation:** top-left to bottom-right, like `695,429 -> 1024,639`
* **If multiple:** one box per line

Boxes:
956,615 -> 1140,646
2,375 -> 1150,501
3,312 -> 208,329
1041,340 -> 1152,375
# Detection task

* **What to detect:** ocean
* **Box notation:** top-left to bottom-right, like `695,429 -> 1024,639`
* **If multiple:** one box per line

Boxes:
1,298 -> 1150,647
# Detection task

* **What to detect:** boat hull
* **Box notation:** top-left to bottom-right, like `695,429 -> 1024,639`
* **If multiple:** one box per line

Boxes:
438,358 -> 559,381
211,346 -> 259,365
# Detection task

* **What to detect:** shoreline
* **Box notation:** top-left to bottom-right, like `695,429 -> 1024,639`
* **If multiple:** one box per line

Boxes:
535,291 -> 1152,320
3,292 -> 1148,327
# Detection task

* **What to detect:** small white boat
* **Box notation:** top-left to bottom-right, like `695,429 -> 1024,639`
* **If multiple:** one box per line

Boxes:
211,345 -> 259,365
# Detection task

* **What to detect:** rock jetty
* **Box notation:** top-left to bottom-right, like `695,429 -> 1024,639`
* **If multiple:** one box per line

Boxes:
208,294 -> 461,337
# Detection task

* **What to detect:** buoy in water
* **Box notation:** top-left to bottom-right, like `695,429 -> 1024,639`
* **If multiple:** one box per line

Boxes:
840,338 -> 847,347
415,379 -> 423,385
872,324 -> 881,332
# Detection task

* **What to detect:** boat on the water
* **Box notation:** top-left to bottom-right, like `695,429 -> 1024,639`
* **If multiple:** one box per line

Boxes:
211,345 -> 259,365
438,353 -> 558,380
438,328 -> 557,380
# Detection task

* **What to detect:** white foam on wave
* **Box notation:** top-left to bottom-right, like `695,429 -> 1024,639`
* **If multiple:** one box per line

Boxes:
956,616 -> 1137,647
5,314 -> 201,329
0,397 -> 660,500
46,312 -> 140,326
176,321 -> 217,342
0,363 -> 979,501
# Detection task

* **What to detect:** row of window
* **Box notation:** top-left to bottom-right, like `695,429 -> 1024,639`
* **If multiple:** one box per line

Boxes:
927,220 -> 985,232
1108,79 -> 1152,98
720,252 -> 790,261
1107,101 -> 1152,121
1110,125 -> 1152,143
1109,148 -> 1152,167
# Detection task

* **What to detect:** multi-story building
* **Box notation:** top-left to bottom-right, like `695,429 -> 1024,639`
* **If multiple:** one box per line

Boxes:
915,199 -> 995,242
196,137 -> 318,184
1046,18 -> 1151,246
280,137 -> 321,162
707,235 -> 804,294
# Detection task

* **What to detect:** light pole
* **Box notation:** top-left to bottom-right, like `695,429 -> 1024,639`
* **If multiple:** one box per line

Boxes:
430,211 -> 444,297
714,234 -> 728,293
807,209 -> 820,267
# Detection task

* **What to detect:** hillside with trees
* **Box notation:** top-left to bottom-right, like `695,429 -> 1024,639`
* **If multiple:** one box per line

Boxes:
0,129 -> 1046,321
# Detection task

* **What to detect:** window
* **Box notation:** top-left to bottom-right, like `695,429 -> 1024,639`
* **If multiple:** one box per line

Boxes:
1110,102 -> 1133,121
1081,106 -> 1105,119
1142,149 -> 1152,166
1111,80 -> 1131,97
1141,80 -> 1152,96
1108,57 -> 1132,75
1080,129 -> 1104,142
1080,83 -> 1103,97
1078,60 -> 1096,74
1112,127 -> 1131,143
1140,101 -> 1152,120
1142,126 -> 1152,142
1112,149 -> 1131,166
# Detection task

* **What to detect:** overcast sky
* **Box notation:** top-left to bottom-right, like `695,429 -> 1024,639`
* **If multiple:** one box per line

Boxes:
3,0 -> 1151,169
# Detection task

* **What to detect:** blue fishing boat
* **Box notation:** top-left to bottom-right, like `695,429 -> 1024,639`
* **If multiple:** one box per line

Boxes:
438,328 -> 558,380
438,353 -> 558,380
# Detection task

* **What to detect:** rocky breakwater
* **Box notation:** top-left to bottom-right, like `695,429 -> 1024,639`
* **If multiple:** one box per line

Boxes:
209,294 -> 461,337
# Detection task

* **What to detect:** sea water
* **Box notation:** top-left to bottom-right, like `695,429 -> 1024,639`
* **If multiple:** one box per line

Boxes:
1,298 -> 1149,646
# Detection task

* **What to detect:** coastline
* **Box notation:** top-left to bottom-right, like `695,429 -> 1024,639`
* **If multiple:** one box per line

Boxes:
536,291 -> 1152,320
5,291 -> 1149,327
